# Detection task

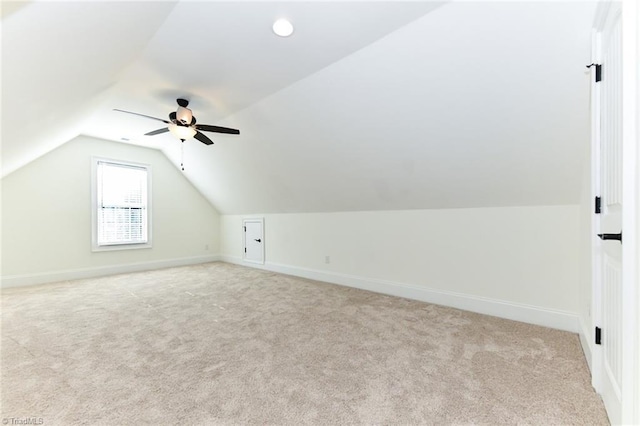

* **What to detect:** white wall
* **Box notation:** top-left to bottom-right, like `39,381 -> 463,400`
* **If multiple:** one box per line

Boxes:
221,206 -> 581,331
1,136 -> 220,286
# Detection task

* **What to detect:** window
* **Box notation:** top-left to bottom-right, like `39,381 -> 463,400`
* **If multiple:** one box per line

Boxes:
92,158 -> 151,251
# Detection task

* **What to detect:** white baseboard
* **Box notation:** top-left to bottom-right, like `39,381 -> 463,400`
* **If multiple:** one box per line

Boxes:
4,254 -> 580,334
221,255 -> 580,333
1,255 -> 222,289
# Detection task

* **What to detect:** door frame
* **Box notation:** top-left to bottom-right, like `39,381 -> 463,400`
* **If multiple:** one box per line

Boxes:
620,0 -> 639,422
591,1 -> 639,423
242,217 -> 265,265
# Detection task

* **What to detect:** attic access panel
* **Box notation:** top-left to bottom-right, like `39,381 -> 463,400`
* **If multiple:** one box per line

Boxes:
243,218 -> 264,264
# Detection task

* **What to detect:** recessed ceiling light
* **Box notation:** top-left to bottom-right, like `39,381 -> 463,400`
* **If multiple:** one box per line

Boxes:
272,18 -> 294,37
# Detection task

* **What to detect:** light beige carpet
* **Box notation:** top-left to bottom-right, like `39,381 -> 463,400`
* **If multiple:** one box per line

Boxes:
2,262 -> 608,425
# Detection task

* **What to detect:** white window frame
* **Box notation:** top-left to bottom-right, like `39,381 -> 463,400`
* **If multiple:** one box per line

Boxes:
91,157 -> 152,252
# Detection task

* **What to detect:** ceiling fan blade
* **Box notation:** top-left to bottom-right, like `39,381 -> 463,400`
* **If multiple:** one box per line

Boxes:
145,128 -> 170,136
195,124 -> 240,135
194,131 -> 214,145
113,109 -> 170,123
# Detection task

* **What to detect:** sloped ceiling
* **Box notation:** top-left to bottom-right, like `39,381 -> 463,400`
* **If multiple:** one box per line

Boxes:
2,1 -> 597,214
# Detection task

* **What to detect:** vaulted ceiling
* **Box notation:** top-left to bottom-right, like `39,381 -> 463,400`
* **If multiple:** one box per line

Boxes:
2,1 -> 597,214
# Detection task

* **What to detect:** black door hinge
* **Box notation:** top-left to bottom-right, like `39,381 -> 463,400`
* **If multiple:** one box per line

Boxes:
595,196 -> 601,214
244,247 -> 247,253
595,327 -> 602,345
244,226 -> 246,232
598,232 -> 622,243
586,63 -> 602,82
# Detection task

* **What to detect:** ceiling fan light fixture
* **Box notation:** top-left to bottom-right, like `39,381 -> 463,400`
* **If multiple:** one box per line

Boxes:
273,18 -> 294,37
176,106 -> 193,124
169,123 -> 197,140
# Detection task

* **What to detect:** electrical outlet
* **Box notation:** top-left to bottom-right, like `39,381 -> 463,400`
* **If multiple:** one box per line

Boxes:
325,255 -> 330,264
205,244 -> 209,251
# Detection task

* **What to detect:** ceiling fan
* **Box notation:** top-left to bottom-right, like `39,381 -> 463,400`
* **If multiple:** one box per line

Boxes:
114,98 -> 240,145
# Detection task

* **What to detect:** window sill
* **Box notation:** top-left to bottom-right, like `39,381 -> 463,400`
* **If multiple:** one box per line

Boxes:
92,242 -> 152,252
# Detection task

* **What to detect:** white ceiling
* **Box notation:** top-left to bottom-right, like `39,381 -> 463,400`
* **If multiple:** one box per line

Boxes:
2,1 -> 597,214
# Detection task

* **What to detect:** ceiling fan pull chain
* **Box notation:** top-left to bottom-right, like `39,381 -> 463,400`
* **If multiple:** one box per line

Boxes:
181,140 -> 185,171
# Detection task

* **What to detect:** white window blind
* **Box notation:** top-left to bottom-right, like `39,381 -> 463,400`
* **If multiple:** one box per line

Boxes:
96,161 -> 148,246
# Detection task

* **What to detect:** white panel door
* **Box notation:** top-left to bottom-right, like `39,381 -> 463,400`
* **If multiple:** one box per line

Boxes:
243,218 -> 264,264
597,5 -> 623,424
